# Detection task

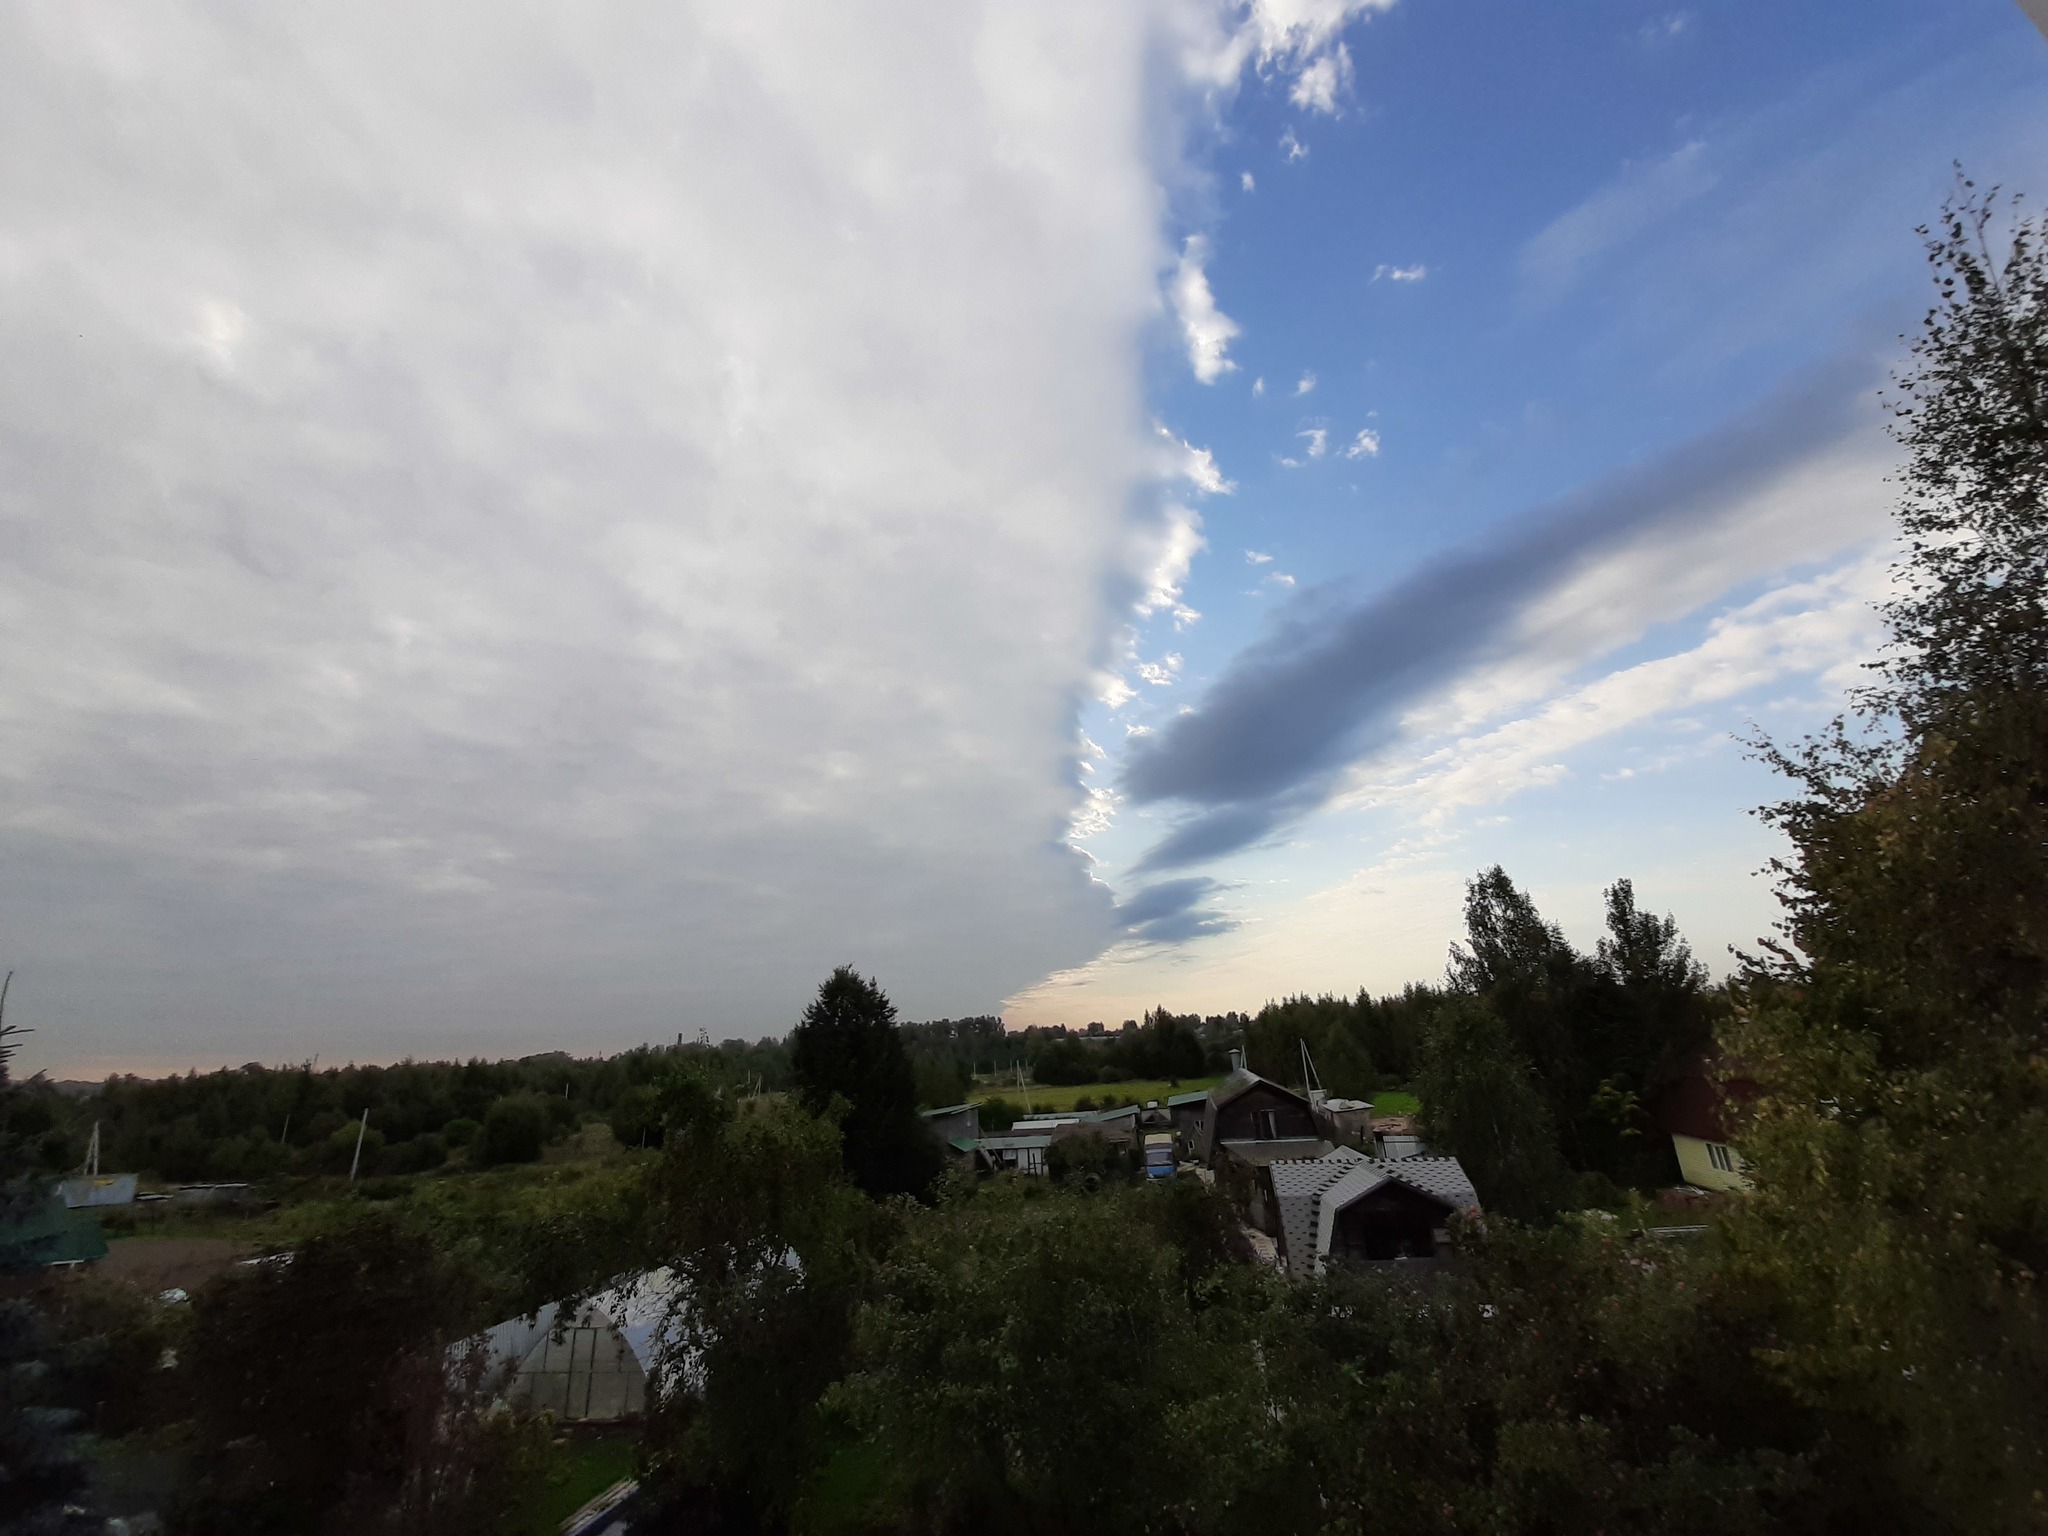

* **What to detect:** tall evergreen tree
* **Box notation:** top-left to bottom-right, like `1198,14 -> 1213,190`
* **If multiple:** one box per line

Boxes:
790,967 -> 941,1200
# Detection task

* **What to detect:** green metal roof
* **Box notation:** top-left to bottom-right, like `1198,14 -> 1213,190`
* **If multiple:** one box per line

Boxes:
0,1194 -> 109,1271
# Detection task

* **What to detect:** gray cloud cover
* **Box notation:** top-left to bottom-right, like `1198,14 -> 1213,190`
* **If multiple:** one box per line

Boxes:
1121,355 -> 1881,871
0,3 -> 1192,1072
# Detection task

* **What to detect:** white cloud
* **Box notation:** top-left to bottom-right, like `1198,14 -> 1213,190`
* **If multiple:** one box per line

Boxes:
1268,571 -> 1297,587
1344,426 -> 1380,457
1372,263 -> 1427,282
1165,0 -> 1395,110
1299,427 -> 1328,458
1133,502 -> 1208,618
0,0 -> 1173,1068
1245,550 -> 1274,564
1169,235 -> 1241,383
1137,653 -> 1184,686
1288,43 -> 1352,114
1242,170 -> 1256,191
1294,371 -> 1316,395
1174,437 -> 1235,494
1252,376 -> 1266,396
1281,128 -> 1309,162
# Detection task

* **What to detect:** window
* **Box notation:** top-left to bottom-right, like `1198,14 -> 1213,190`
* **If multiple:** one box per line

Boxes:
1707,1142 -> 1734,1173
1255,1108 -> 1280,1140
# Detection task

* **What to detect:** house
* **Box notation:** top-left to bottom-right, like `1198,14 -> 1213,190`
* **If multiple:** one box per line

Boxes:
1194,1050 -> 1325,1168
1646,1053 -> 1758,1194
1258,1146 -> 1480,1278
921,1103 -> 981,1145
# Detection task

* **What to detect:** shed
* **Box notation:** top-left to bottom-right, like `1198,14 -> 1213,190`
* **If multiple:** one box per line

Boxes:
59,1173 -> 137,1209
921,1103 -> 981,1145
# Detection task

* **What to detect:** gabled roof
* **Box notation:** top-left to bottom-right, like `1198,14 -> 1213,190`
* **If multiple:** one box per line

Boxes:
1208,1065 -> 1313,1114
921,1103 -> 975,1119
1263,1152 -> 1481,1277
1166,1090 -> 1209,1108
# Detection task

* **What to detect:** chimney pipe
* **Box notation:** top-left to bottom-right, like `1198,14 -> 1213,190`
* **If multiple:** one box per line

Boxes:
1228,1046 -> 1245,1075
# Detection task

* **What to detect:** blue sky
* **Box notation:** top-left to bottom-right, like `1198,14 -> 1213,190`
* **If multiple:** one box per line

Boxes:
2,1 -> 2044,1073
1015,0 -> 2048,1023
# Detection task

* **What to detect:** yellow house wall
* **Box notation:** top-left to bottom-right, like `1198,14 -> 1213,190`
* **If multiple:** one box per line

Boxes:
1672,1133 -> 1750,1193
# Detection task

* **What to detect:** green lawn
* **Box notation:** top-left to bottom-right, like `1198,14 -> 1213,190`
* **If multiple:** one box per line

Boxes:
971,1076 -> 1222,1113
524,1433 -> 638,1535
1370,1090 -> 1421,1117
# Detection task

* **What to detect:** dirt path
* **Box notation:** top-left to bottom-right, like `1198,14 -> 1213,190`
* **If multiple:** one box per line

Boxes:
102,1238 -> 253,1295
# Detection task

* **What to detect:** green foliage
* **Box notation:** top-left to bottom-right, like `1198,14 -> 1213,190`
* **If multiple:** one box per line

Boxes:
1044,1131 -> 1130,1187
790,967 -> 942,1200
1438,867 -> 1715,1190
1416,997 -> 1567,1222
641,1080 -> 878,1526
1720,178 -> 2048,1529
976,1094 -> 1021,1133
57,1037 -> 789,1184
1244,986 -> 1435,1098
830,1181 -> 1294,1535
175,1210 -> 481,1529
1291,1217 -> 1816,1533
477,1094 -> 548,1166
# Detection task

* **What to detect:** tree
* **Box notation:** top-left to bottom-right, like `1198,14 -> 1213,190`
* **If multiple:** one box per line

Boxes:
1724,178 -> 2048,1528
177,1211 -> 490,1530
476,1093 -> 547,1165
790,967 -> 941,1200
0,983 -> 90,1533
833,1183 -> 1297,1535
1416,997 -> 1567,1222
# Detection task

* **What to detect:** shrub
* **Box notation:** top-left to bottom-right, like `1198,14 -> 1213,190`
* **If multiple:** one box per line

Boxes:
442,1117 -> 480,1148
477,1096 -> 547,1166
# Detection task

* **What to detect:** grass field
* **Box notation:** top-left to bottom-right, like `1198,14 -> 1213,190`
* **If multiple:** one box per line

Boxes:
525,1433 -> 638,1535
1370,1090 -> 1421,1117
969,1076 -> 1222,1113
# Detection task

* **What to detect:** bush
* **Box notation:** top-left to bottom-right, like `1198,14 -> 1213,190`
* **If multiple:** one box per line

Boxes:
608,1085 -> 664,1150
477,1096 -> 547,1166
442,1117 -> 480,1148
977,1096 -> 1020,1134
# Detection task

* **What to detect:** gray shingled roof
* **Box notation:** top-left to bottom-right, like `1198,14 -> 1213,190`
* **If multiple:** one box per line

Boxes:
1264,1152 -> 1481,1277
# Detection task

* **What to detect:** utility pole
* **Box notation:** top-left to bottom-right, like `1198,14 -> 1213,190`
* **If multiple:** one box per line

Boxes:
348,1108 -> 370,1182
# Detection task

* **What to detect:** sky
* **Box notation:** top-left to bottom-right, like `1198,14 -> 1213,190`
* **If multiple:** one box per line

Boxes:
2,2 -> 2044,1076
